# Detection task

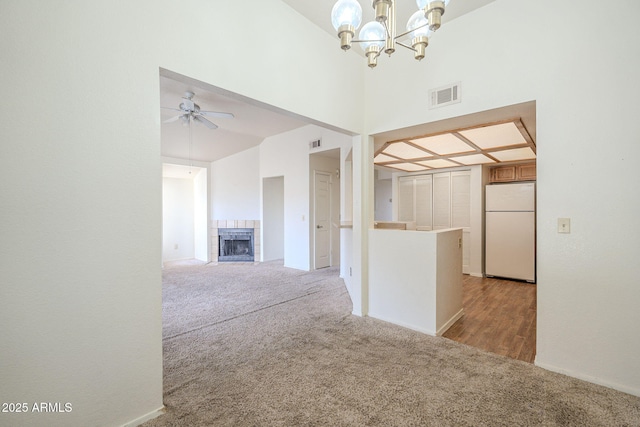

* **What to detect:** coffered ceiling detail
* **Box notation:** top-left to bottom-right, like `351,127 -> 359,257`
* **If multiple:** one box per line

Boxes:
374,119 -> 536,172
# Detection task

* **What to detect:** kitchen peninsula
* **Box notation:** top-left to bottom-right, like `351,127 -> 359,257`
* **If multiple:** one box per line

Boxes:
368,227 -> 463,336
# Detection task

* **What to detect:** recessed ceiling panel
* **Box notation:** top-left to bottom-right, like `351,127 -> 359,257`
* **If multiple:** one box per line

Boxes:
490,147 -> 537,162
382,142 -> 432,159
411,133 -> 475,155
374,153 -> 399,163
448,154 -> 496,165
417,159 -> 460,169
385,163 -> 430,172
459,122 -> 526,149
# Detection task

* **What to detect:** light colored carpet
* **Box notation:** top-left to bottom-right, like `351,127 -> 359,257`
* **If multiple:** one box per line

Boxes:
144,260 -> 640,426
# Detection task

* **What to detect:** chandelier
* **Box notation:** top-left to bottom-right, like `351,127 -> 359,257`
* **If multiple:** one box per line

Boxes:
331,0 -> 450,67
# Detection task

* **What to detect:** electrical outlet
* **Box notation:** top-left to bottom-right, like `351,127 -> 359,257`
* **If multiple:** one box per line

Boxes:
558,218 -> 571,234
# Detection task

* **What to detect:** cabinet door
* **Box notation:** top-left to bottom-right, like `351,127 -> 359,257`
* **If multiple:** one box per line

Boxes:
491,166 -> 517,182
398,177 -> 415,222
451,171 -> 471,228
415,175 -> 433,229
518,164 -> 537,181
452,171 -> 471,273
432,172 -> 451,229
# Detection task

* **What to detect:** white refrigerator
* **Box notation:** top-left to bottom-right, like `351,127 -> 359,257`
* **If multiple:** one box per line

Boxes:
485,182 -> 536,282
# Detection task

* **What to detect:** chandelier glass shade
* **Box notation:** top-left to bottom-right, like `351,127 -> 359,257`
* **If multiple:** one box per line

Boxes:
331,0 -> 451,67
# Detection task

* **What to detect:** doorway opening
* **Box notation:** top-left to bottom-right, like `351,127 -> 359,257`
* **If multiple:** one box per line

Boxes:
371,101 -> 537,363
162,163 -> 209,265
310,149 -> 341,270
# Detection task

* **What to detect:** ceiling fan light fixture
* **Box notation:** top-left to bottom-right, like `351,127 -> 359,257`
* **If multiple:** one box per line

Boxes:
162,91 -> 233,130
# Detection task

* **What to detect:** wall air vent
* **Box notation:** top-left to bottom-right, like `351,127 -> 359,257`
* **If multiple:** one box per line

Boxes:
429,82 -> 461,109
310,138 -> 322,149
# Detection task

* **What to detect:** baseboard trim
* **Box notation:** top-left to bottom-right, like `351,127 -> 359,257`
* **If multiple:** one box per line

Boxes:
368,312 -> 437,336
436,308 -> 464,336
534,360 -> 640,398
121,406 -> 166,427
469,272 -> 484,278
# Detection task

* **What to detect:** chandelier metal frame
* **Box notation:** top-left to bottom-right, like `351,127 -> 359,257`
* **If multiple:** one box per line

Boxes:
331,0 -> 450,68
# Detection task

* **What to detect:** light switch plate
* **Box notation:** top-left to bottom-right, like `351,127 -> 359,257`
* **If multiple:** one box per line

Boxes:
558,218 -> 571,234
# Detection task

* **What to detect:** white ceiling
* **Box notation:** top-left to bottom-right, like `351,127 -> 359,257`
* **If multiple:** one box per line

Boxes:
160,72 -> 309,165
162,163 -> 206,180
282,0 -> 497,46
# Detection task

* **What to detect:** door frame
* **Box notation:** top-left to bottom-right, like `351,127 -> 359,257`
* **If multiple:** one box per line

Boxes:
313,170 -> 332,269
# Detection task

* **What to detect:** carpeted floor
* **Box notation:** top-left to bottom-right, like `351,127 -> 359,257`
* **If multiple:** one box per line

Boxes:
144,260 -> 640,426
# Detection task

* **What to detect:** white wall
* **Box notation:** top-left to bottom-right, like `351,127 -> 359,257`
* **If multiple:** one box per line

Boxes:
369,228 -> 463,336
469,165 -> 487,277
374,175 -> 393,221
163,177 -> 195,261
361,0 -> 640,396
260,125 -> 352,271
262,176 -> 285,261
193,168 -> 208,261
4,4 -> 638,427
0,1 -> 364,426
260,127 -> 312,270
211,146 -> 261,221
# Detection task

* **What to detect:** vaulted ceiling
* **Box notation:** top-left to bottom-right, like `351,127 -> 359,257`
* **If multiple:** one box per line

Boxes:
161,1 -> 535,174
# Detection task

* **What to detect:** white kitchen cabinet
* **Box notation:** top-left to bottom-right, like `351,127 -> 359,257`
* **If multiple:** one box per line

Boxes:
415,175 -> 433,229
432,172 -> 451,230
398,176 -> 415,222
398,175 -> 433,228
396,169 -> 471,273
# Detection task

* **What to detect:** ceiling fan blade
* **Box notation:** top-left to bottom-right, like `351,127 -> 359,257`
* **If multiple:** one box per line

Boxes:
163,115 -> 181,123
199,111 -> 234,119
193,115 -> 218,129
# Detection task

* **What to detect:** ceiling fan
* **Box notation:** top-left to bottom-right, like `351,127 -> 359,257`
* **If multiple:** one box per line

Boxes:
162,91 -> 234,129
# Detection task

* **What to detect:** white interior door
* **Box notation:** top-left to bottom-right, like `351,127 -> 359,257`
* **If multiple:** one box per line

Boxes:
314,171 -> 331,269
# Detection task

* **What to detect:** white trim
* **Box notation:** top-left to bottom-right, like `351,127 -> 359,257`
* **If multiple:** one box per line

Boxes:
121,406 -> 165,427
534,361 -> 640,398
436,308 -> 465,337
469,272 -> 484,278
368,312 -> 437,336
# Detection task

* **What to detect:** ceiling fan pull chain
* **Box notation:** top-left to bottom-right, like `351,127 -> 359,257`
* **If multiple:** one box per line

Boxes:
188,117 -> 193,174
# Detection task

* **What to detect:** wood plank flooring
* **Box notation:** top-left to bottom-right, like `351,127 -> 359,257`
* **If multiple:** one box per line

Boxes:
443,275 -> 537,363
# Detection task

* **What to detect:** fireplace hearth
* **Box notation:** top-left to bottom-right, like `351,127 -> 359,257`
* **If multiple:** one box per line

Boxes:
218,228 -> 254,262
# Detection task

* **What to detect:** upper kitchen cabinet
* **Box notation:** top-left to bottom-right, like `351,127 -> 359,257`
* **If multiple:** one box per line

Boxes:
489,162 -> 536,183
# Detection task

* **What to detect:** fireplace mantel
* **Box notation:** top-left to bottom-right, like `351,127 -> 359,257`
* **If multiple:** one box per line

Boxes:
211,220 -> 260,264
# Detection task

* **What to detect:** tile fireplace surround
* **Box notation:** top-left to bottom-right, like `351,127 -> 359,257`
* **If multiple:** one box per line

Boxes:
211,220 -> 260,263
